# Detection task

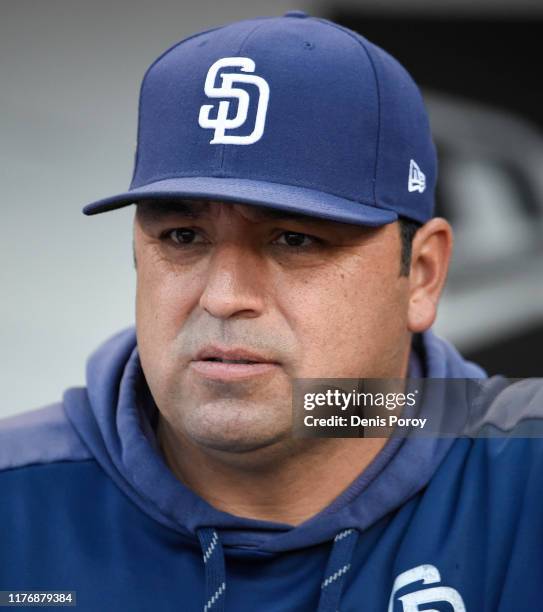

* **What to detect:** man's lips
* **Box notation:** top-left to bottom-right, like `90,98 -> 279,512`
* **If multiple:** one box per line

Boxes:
191,346 -> 280,381
195,346 -> 277,363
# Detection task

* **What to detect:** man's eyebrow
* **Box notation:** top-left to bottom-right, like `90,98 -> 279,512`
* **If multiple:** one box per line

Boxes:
135,199 -> 321,223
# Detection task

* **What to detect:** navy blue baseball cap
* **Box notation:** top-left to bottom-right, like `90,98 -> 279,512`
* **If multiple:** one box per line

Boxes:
82,11 -> 437,226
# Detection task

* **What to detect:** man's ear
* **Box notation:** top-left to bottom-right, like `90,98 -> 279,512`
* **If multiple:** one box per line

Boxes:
406,217 -> 453,333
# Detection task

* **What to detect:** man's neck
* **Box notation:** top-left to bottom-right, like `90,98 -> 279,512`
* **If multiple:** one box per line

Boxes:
157,418 -> 388,526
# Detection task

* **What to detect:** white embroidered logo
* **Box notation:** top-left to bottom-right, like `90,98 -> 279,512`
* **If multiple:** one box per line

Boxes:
388,564 -> 466,612
198,57 -> 270,145
408,159 -> 426,193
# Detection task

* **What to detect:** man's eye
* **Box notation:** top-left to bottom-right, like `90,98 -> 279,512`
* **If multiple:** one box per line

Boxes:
274,231 -> 320,248
166,228 -> 204,245
162,229 -> 320,249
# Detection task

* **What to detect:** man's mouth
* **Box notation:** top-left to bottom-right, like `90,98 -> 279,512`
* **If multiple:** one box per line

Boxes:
191,347 -> 280,381
203,358 -> 259,364
195,346 -> 277,364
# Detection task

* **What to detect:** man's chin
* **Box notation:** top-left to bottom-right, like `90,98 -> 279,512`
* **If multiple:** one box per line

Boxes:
183,396 -> 286,437
191,429 -> 288,455
185,427 -> 302,470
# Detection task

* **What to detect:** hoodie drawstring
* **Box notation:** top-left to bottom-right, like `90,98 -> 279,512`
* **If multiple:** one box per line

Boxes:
316,528 -> 359,612
198,528 -> 226,611
196,527 -> 358,612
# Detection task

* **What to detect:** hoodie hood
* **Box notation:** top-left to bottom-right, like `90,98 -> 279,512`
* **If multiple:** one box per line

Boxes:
63,326 -> 486,611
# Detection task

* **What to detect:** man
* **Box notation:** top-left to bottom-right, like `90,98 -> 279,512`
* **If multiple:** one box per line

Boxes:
1,11 -> 542,612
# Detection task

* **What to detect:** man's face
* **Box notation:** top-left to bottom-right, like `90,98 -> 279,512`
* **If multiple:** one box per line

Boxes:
133,200 -> 411,455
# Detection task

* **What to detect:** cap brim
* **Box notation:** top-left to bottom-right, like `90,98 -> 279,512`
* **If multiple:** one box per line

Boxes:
82,177 -> 398,227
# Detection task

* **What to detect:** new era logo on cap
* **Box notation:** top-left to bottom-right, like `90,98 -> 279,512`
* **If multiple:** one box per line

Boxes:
408,159 -> 426,194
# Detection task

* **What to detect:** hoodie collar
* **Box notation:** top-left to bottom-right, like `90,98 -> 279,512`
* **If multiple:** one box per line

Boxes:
64,326 -> 486,553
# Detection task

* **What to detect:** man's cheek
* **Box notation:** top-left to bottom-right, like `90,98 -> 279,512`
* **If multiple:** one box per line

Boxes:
138,286 -> 185,335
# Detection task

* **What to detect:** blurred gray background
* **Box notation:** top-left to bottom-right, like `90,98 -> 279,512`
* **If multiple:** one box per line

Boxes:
2,0 -> 542,418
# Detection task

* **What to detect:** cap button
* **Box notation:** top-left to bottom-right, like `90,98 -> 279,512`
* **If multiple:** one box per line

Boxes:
283,10 -> 309,18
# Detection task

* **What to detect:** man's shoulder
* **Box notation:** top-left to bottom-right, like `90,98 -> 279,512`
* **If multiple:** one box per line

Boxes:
434,426 -> 543,510
427,377 -> 543,504
473,433 -> 543,471
0,400 -> 92,474
475,376 -> 543,449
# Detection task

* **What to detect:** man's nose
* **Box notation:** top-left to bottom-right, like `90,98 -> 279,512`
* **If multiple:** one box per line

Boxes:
198,243 -> 266,320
